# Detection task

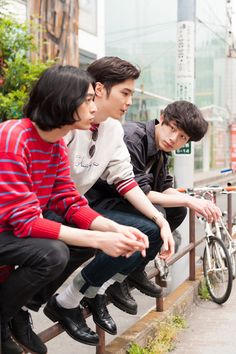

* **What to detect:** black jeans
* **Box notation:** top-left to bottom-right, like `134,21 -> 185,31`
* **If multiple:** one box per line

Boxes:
0,231 -> 94,321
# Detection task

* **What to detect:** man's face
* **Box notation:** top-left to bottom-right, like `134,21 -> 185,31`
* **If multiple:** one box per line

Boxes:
72,84 -> 97,130
155,116 -> 190,152
96,79 -> 135,120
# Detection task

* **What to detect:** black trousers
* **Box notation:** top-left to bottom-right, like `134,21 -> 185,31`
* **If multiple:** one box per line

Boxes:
0,232 -> 95,322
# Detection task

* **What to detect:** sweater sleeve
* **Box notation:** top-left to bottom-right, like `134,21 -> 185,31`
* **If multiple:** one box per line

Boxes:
0,152 -> 62,239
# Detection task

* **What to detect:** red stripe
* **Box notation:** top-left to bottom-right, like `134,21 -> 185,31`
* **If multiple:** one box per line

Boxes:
115,179 -> 138,196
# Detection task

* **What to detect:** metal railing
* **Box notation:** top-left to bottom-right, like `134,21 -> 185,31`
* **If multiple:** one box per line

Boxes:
23,192 -> 236,353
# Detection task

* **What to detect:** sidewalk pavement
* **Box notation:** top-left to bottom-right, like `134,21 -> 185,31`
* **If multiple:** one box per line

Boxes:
30,169 -> 236,354
105,272 -> 236,354
172,280 -> 236,354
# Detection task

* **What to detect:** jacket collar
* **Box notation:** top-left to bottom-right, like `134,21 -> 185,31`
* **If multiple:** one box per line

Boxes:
146,119 -> 160,157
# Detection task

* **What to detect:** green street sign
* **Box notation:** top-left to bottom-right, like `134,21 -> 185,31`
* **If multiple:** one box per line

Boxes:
175,142 -> 191,155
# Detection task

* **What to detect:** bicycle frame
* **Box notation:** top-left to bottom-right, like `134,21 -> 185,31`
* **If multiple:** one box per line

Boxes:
204,220 -> 228,274
178,185 -> 236,303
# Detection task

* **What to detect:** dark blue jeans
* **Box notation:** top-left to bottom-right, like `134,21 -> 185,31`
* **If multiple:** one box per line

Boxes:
79,208 -> 163,289
90,201 -> 187,270
28,209 -> 162,302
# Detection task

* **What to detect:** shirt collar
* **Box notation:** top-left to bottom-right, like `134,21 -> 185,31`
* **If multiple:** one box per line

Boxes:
146,119 -> 160,157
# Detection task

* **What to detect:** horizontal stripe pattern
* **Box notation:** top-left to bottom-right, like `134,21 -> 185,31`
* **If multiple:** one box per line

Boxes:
115,178 -> 138,196
0,118 -> 100,238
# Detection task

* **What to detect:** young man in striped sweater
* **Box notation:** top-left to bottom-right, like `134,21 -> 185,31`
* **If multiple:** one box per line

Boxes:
0,65 -> 149,354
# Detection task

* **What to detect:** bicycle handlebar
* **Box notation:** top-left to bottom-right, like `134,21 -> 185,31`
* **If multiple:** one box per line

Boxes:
177,186 -> 236,193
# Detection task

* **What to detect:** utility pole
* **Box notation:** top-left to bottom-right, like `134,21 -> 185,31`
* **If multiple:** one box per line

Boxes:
169,0 -> 196,294
174,0 -> 196,188
226,0 -> 236,171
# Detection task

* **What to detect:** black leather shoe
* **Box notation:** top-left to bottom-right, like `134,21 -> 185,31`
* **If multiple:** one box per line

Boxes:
128,270 -> 163,298
80,295 -> 117,335
106,280 -> 137,315
43,294 -> 99,346
1,322 -> 24,354
10,309 -> 47,354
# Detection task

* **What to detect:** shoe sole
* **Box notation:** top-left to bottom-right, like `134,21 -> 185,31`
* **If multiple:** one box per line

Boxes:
81,299 -> 117,335
93,319 -> 117,336
128,279 -> 163,298
43,307 -> 99,347
106,293 -> 137,315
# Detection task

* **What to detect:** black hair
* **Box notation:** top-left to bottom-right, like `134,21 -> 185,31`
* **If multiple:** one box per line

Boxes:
162,100 -> 208,141
24,65 -> 94,131
87,56 -> 140,96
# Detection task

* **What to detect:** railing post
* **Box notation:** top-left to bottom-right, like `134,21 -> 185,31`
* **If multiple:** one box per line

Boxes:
96,326 -> 105,354
227,193 -> 233,235
189,210 -> 196,280
155,273 -> 164,311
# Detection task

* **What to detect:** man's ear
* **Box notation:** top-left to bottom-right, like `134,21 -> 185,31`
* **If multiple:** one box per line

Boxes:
159,114 -> 164,124
95,82 -> 104,97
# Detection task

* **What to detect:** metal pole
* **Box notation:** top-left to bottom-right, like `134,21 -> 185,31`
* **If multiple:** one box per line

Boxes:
189,209 -> 196,280
227,193 -> 233,235
174,0 -> 196,188
96,326 -> 105,354
171,0 -> 196,289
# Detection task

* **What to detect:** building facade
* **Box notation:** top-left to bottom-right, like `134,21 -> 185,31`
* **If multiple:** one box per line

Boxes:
3,0 -> 235,172
105,0 -> 235,172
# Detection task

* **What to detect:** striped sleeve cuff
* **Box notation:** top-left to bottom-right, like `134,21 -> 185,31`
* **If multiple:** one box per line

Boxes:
115,178 -> 138,197
31,218 -> 61,239
70,206 -> 101,229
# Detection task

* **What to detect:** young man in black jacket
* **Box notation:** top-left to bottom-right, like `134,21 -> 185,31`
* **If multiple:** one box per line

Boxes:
91,100 -> 221,311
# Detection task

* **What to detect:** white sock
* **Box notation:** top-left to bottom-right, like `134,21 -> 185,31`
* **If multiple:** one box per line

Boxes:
97,278 -> 116,295
56,283 -> 83,309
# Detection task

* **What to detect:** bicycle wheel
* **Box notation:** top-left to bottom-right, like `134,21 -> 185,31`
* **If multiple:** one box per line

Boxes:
219,226 -> 236,279
203,235 -> 233,304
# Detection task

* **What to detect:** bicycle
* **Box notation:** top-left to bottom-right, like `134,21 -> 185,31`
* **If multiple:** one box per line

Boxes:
217,188 -> 236,279
178,185 -> 236,304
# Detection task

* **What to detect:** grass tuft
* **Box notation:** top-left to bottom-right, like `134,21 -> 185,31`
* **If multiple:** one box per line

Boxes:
127,315 -> 186,354
198,279 -> 211,301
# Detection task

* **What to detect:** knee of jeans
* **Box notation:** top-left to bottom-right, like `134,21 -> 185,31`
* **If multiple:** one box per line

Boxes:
40,241 -> 70,274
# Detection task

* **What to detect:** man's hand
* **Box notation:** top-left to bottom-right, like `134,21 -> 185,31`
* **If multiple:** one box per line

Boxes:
112,224 -> 149,257
155,219 -> 175,260
98,231 -> 148,258
187,196 -> 221,223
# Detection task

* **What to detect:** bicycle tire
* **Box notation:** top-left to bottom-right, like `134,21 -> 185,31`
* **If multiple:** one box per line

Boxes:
203,235 -> 233,304
219,226 -> 236,279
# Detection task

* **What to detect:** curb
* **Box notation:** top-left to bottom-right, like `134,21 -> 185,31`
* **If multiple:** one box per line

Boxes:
104,277 -> 201,354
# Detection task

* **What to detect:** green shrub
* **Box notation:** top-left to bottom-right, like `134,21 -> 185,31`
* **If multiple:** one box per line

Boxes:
0,14 -> 54,120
